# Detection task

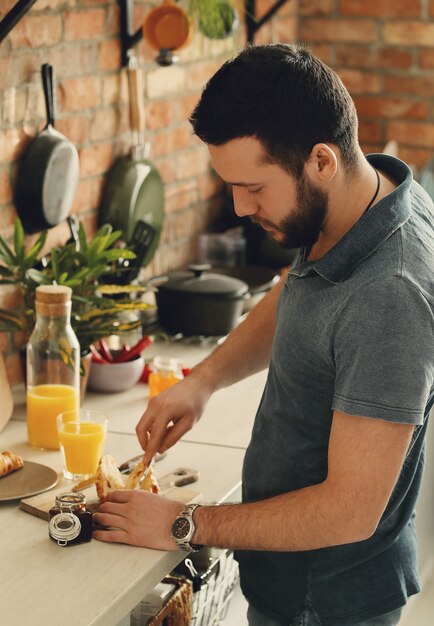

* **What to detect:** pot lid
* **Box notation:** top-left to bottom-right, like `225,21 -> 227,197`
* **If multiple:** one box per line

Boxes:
159,264 -> 249,299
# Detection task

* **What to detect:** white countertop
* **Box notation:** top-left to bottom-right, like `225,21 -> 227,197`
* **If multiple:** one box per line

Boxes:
1,339 -> 267,626
12,339 -> 268,449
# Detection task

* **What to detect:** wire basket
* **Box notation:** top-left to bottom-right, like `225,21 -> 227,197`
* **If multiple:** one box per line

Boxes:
131,575 -> 192,626
174,549 -> 240,626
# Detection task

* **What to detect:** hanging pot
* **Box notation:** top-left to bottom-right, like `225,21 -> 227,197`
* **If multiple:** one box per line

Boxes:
155,264 -> 249,336
14,64 -> 79,234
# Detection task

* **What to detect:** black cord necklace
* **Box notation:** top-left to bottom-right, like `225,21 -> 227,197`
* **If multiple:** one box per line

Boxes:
364,166 -> 381,213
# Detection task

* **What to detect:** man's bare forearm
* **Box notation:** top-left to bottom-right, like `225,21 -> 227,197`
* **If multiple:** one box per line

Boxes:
190,276 -> 285,394
193,480 -> 371,552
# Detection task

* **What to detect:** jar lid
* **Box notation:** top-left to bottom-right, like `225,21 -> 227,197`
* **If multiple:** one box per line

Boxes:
36,285 -> 72,304
55,492 -> 86,507
159,265 -> 248,300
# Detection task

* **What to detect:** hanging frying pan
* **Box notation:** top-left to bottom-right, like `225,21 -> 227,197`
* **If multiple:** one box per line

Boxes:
14,64 -> 79,234
99,56 -> 165,269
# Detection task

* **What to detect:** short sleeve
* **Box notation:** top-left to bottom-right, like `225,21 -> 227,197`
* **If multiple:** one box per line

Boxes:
332,277 -> 434,425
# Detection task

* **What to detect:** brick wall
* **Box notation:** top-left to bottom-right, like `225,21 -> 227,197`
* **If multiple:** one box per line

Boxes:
299,0 -> 434,169
0,0 -> 433,384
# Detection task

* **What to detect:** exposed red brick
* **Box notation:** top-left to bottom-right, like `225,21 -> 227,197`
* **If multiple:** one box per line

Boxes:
354,96 -> 428,120
0,167 -> 12,205
186,60 -> 224,92
56,116 -> 92,146
64,9 -> 106,42
60,76 -> 102,112
339,69 -> 382,94
152,125 -> 195,158
274,15 -> 298,43
385,74 -> 434,98
300,18 -> 376,44
47,44 -> 99,77
0,128 -> 22,165
146,101 -> 176,130
419,49 -> 434,69
8,14 -> 62,49
175,147 -> 210,180
0,332 -> 9,353
383,22 -> 434,47
165,183 -> 199,215
336,45 -> 413,70
90,108 -> 121,142
387,121 -> 434,148
79,142 -> 114,177
339,0 -> 422,18
398,146 -> 434,169
34,0 -> 74,8
198,172 -> 226,201
98,39 -> 121,71
358,119 -> 383,144
304,44 -> 333,64
300,0 -> 334,17
5,353 -> 24,386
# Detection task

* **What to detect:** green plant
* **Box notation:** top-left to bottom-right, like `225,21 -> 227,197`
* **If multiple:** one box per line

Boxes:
0,219 -> 152,355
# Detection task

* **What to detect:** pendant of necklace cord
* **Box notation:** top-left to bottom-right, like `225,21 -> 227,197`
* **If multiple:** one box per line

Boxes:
364,167 -> 380,213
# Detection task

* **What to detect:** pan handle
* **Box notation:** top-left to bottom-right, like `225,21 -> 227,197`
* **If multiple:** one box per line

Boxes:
41,63 -> 56,128
127,56 -> 146,149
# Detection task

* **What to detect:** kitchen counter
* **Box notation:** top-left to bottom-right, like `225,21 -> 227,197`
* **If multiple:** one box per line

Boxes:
11,340 -> 267,449
1,340 -> 268,626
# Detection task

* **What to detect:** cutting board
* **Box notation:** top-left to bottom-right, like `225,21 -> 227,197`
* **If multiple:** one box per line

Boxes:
0,353 -> 13,433
20,468 -> 201,521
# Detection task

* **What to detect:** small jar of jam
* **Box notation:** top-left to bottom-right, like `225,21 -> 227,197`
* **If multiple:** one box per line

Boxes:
49,492 -> 93,547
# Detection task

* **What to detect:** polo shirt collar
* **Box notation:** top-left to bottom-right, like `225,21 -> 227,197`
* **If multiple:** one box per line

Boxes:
289,154 -> 413,284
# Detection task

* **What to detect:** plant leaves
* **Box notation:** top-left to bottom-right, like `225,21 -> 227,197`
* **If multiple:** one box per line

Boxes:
0,234 -> 16,267
0,307 -> 24,330
13,219 -> 25,265
24,230 -> 48,269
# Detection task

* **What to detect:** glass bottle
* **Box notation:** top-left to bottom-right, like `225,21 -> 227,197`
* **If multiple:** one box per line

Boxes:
49,492 -> 93,546
148,356 -> 183,398
27,285 -> 80,450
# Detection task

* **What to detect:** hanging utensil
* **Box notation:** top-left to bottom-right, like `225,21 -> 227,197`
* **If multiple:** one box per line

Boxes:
14,63 -> 79,234
99,55 -> 165,268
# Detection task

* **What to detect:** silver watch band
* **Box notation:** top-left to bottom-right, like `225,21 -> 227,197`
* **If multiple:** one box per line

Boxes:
172,503 -> 202,552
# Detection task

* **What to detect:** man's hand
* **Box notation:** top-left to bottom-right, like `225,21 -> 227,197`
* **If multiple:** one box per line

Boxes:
137,372 -> 212,464
93,490 -> 185,550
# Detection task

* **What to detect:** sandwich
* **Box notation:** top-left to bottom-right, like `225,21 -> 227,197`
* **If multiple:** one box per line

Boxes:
95,453 -> 159,502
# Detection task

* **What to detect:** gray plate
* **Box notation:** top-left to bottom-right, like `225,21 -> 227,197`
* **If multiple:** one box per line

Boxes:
0,461 -> 58,501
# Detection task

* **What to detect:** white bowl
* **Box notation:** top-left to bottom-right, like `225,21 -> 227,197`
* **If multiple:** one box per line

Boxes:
88,355 -> 144,393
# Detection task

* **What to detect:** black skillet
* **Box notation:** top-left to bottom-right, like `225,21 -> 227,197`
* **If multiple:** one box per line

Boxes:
14,63 -> 79,234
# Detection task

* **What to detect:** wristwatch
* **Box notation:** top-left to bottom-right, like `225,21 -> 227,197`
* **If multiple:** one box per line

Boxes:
171,503 -> 202,552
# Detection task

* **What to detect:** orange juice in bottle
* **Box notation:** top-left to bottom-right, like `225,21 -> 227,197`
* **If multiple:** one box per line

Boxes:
27,384 -> 78,450
148,356 -> 183,398
26,286 -> 80,450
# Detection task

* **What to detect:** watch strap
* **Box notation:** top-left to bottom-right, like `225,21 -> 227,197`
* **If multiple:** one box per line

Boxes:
172,503 -> 202,552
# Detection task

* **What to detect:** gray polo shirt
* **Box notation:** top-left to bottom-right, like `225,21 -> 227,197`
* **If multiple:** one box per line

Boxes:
237,154 -> 434,625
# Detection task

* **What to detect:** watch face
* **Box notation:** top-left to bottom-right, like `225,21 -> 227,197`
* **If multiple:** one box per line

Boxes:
172,516 -> 191,540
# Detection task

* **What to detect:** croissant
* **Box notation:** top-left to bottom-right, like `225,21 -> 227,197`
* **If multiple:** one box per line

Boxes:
0,450 -> 24,477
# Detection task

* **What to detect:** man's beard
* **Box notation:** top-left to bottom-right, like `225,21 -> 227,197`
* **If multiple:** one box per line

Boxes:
252,174 -> 328,249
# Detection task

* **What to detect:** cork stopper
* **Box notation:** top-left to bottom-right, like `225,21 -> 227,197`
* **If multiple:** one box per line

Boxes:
35,285 -> 72,317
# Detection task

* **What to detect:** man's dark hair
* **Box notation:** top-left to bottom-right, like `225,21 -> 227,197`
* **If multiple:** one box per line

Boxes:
190,44 -> 359,177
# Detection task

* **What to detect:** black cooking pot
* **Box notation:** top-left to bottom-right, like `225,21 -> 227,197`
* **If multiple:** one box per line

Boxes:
155,264 -> 249,336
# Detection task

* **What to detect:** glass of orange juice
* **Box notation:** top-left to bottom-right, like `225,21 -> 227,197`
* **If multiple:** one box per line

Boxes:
27,384 -> 79,450
148,356 -> 183,398
57,410 -> 108,480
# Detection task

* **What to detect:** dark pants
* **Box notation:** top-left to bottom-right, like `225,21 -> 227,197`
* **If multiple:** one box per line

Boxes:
247,604 -> 403,626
